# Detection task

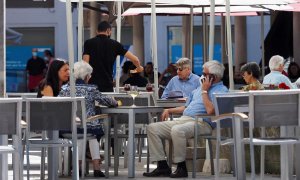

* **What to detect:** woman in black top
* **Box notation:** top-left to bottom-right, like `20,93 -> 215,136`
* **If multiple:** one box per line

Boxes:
123,64 -> 148,87
37,59 -> 69,97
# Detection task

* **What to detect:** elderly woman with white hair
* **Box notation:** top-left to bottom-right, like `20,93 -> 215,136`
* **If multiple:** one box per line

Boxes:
263,55 -> 295,88
59,60 -> 118,177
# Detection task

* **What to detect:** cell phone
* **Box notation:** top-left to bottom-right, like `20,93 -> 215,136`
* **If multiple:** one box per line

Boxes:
201,74 -> 215,83
208,74 -> 216,82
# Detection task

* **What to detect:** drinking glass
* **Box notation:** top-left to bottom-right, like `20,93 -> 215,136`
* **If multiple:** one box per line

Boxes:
146,83 -> 153,92
124,84 -> 131,92
128,86 -> 139,107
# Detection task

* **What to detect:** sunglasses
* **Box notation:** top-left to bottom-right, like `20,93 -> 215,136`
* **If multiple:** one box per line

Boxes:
177,67 -> 187,71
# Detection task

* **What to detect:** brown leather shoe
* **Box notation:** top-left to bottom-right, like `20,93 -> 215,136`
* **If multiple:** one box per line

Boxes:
143,167 -> 171,177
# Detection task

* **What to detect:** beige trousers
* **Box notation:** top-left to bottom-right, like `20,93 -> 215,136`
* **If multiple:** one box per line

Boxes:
147,116 -> 212,163
78,138 -> 100,160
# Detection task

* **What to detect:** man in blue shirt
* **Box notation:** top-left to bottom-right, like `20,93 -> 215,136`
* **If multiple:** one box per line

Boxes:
161,58 -> 200,99
143,60 -> 228,178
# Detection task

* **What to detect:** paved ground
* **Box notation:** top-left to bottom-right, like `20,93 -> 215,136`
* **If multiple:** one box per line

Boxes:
6,151 -> 287,180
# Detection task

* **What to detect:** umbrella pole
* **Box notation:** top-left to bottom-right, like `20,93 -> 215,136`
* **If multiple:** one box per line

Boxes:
116,1 -> 122,93
225,0 -> 234,90
151,0 -> 159,99
208,0 -> 215,61
261,12 -> 265,78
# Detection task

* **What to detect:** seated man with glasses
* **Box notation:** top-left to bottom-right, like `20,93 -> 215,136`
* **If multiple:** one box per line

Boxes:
143,60 -> 228,178
161,58 -> 200,99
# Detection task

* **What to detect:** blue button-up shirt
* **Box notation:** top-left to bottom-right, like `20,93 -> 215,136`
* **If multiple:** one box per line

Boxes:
183,81 -> 228,127
161,73 -> 200,99
263,71 -> 296,89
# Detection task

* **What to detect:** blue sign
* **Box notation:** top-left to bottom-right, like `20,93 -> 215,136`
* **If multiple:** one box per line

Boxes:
193,44 -> 203,75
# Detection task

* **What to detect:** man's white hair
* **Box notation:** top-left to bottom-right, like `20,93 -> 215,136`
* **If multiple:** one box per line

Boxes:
203,60 -> 225,79
176,57 -> 191,68
269,55 -> 284,71
74,60 -> 93,80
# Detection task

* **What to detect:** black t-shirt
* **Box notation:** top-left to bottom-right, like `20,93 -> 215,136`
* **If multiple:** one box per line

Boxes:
26,57 -> 46,76
83,34 -> 128,92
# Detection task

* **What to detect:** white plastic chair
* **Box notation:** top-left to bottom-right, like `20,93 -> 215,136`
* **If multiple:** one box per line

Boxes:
212,91 -> 249,179
246,90 -> 300,180
60,97 -> 110,178
25,97 -> 80,180
0,98 -> 23,180
107,93 -> 153,167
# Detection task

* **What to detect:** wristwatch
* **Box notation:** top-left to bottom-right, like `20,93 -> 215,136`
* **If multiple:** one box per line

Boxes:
201,90 -> 208,94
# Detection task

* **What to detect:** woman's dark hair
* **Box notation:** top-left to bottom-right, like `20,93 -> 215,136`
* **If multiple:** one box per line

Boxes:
288,62 -> 300,79
39,59 -> 68,97
240,62 -> 260,79
44,50 -> 54,57
122,61 -> 133,74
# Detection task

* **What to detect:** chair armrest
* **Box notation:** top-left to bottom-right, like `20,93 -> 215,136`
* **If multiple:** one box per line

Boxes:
195,113 -> 216,119
211,113 -> 248,123
233,112 -> 248,120
87,114 -> 109,123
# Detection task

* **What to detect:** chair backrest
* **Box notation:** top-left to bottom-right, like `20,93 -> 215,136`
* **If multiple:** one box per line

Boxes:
106,93 -> 152,124
6,93 -> 38,121
0,98 -> 22,135
25,97 -> 77,131
6,93 -> 37,98
213,91 -> 249,127
75,97 -> 87,126
249,90 -> 300,128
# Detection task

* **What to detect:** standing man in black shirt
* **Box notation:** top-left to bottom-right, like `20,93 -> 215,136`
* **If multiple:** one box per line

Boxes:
83,21 -> 144,92
26,48 -> 46,92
